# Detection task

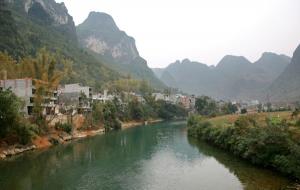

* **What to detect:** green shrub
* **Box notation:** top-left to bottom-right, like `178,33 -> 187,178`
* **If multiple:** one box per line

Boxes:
55,123 -> 72,134
103,101 -> 121,131
16,123 -> 38,145
188,114 -> 300,179
0,89 -> 22,138
296,119 -> 300,127
241,108 -> 247,114
92,102 -> 104,124
266,116 -> 282,127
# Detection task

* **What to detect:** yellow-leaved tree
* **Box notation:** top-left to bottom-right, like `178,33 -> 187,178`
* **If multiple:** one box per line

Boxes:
0,48 -> 70,129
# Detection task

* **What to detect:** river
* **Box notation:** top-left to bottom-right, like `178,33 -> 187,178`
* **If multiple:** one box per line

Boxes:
0,121 -> 292,190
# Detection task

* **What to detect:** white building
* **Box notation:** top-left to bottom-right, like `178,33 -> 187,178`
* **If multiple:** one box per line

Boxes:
92,90 -> 116,103
61,83 -> 92,99
152,93 -> 178,104
0,78 -> 58,115
59,84 -> 92,112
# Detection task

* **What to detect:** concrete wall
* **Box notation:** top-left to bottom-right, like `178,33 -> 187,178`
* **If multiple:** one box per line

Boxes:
62,84 -> 92,98
0,79 -> 33,114
0,78 -> 33,99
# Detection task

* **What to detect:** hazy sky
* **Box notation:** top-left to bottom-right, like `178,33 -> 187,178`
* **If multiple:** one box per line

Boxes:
57,0 -> 300,68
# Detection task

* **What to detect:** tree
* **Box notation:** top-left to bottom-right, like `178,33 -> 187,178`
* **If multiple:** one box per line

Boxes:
139,79 -> 152,96
103,102 -> 121,131
0,48 -> 67,127
221,102 -> 238,114
92,102 -> 104,125
241,108 -> 247,114
0,89 -> 36,144
0,52 -> 17,79
291,108 -> 299,119
257,103 -> 263,113
27,49 -> 65,127
0,89 -> 22,137
0,0 -> 25,57
195,96 -> 218,116
128,97 -> 144,120
157,100 -> 187,120
195,96 -> 208,114
266,102 -> 272,112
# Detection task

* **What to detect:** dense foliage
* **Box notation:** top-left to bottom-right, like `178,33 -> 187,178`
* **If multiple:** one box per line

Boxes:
55,123 -> 72,134
102,101 -> 121,132
0,1 -> 120,88
195,96 -> 237,117
187,114 -> 300,179
92,94 -> 187,131
0,89 -> 37,144
0,49 -> 67,128
156,100 -> 187,120
0,0 -> 25,57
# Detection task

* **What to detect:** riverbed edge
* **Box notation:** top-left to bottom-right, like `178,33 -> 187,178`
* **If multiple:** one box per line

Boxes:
0,119 -> 165,160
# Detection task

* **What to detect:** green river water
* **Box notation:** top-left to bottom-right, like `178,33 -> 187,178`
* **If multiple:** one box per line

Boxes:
0,121 -> 292,190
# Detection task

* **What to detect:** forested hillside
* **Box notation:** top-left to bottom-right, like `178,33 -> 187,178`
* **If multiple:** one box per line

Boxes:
77,12 -> 165,89
0,0 -> 120,88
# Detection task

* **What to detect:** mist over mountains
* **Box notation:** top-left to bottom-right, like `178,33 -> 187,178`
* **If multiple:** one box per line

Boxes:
153,52 -> 293,102
1,0 -> 300,102
268,44 -> 300,102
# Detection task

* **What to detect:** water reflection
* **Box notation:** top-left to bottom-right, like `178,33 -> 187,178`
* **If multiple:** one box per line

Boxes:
187,137 -> 291,190
0,121 -> 292,190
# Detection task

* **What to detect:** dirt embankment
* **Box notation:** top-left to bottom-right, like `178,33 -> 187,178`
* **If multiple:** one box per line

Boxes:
0,114 -> 105,160
0,128 -> 105,160
0,117 -> 163,160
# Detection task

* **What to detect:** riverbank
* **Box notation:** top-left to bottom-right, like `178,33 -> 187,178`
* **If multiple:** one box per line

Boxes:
0,119 -> 164,160
0,128 -> 106,160
0,120 -> 295,190
121,119 -> 164,129
187,112 -> 300,180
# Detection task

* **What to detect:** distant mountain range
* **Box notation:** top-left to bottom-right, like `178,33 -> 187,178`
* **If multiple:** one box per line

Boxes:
1,0 -> 299,101
0,0 -> 163,89
153,52 -> 293,102
268,44 -> 300,102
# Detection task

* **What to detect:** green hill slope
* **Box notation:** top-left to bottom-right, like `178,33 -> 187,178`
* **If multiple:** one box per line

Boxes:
0,0 -> 120,88
77,12 -> 165,89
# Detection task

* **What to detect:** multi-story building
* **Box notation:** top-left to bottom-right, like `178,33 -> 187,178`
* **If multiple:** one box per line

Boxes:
0,78 -> 58,115
61,84 -> 92,99
92,90 -> 116,103
152,93 -> 178,104
59,83 -> 92,113
178,96 -> 190,109
177,95 -> 196,110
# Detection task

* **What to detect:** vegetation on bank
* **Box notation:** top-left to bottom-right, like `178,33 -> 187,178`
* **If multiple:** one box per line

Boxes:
195,96 -> 238,117
0,89 -> 38,145
0,48 -> 187,146
187,112 -> 300,179
92,96 -> 187,132
91,77 -> 187,132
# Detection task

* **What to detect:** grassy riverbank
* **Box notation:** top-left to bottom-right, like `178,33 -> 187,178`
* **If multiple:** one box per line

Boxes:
187,111 -> 300,180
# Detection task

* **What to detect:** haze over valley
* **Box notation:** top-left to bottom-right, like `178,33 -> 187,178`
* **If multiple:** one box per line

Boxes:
1,1 -> 300,189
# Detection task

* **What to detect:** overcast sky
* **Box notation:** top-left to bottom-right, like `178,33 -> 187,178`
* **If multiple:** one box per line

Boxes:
56,0 -> 300,68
